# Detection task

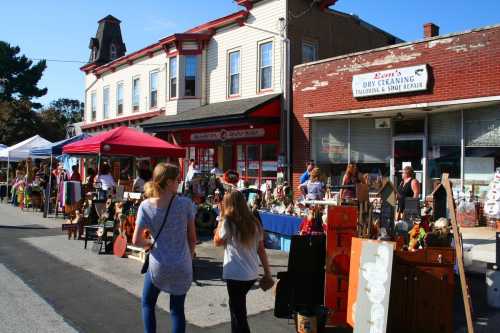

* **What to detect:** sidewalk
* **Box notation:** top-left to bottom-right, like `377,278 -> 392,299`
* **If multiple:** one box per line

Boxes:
461,227 -> 497,273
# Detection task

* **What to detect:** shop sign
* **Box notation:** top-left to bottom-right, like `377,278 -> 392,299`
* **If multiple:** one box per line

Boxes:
352,64 -> 429,98
190,128 -> 265,142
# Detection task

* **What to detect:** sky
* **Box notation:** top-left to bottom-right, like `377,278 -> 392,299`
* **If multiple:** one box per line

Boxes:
1,0 -> 499,107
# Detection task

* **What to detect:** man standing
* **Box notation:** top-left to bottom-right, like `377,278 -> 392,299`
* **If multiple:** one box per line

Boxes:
210,163 -> 223,176
300,160 -> 315,184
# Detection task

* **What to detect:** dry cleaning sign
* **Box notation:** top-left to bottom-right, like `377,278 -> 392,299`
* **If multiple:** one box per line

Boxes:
352,64 -> 428,98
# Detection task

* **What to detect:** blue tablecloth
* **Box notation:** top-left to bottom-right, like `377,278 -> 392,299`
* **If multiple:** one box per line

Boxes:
258,211 -> 302,236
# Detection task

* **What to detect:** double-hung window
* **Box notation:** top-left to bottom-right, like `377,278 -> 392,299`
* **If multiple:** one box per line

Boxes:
103,86 -> 109,119
150,71 -> 159,108
184,56 -> 197,97
116,82 -> 124,115
229,50 -> 240,96
132,77 -> 140,112
302,41 -> 317,63
169,57 -> 177,99
90,92 -> 96,121
259,41 -> 273,91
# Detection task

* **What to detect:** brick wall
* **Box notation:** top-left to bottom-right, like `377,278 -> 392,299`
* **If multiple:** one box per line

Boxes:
291,25 -> 500,188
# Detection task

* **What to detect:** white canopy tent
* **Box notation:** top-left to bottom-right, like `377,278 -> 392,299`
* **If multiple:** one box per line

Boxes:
0,135 -> 52,200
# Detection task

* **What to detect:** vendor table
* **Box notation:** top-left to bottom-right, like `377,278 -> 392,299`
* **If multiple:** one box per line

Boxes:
84,223 -> 115,254
259,211 -> 302,236
259,211 -> 302,252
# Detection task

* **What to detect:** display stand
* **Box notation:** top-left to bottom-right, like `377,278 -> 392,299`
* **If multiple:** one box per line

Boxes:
442,173 -> 475,333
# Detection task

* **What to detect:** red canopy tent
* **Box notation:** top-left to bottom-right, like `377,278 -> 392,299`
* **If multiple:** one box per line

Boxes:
62,126 -> 185,158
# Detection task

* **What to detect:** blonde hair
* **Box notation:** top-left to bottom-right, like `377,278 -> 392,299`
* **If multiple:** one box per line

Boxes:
403,166 -> 415,178
310,167 -> 321,182
222,191 -> 262,248
144,163 -> 179,198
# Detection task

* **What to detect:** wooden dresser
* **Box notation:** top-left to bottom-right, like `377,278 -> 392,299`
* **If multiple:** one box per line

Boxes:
387,247 -> 456,333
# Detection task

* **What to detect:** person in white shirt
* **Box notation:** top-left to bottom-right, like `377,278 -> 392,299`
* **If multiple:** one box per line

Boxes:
214,190 -> 273,332
95,165 -> 116,191
185,159 -> 196,182
132,169 -> 148,193
210,163 -> 223,176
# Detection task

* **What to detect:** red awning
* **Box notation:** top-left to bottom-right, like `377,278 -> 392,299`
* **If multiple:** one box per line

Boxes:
63,126 -> 185,158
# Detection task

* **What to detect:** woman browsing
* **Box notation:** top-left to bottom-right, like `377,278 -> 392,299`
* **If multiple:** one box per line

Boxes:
132,163 -> 197,333
397,166 -> 421,220
339,163 -> 362,201
299,167 -> 325,201
214,190 -> 273,333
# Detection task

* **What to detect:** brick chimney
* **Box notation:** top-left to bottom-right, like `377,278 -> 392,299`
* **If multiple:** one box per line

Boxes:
424,23 -> 440,38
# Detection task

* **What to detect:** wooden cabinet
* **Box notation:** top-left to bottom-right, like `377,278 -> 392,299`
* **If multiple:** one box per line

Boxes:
387,248 -> 455,333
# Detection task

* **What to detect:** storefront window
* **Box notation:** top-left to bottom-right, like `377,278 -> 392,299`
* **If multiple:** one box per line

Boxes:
428,146 -> 461,179
262,144 -> 278,179
237,145 -> 246,176
428,111 -> 461,180
198,148 -> 215,173
235,143 -> 278,187
247,145 -> 260,182
464,106 -> 500,196
311,119 -> 348,164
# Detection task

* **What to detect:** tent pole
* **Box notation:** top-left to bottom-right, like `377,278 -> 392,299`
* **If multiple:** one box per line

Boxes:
44,154 -> 53,218
97,153 -> 101,174
6,155 -> 10,202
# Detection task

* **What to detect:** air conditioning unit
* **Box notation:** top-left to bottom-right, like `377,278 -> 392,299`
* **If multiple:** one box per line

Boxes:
375,118 -> 391,129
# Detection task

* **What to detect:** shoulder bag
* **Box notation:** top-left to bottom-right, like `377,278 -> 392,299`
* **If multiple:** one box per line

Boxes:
141,194 -> 176,274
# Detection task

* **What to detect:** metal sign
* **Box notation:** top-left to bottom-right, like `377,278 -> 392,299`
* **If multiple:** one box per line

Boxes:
352,64 -> 429,98
190,128 -> 265,142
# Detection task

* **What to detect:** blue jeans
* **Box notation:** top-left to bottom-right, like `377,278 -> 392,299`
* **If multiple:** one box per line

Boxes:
142,271 -> 186,333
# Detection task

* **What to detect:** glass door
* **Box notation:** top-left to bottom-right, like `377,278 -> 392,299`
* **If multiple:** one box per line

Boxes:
393,138 -> 424,196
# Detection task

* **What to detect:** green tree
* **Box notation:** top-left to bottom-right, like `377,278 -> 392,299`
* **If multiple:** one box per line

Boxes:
37,99 -> 85,142
48,98 -> 84,124
0,100 -> 41,145
0,41 -> 47,109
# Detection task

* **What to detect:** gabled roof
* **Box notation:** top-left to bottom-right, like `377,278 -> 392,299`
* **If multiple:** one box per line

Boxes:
141,94 -> 281,130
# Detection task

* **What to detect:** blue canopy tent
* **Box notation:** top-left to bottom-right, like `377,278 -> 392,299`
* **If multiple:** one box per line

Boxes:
30,134 -> 89,217
30,134 -> 90,157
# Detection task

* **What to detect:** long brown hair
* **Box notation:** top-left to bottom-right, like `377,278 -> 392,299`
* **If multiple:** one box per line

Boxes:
144,163 -> 179,198
345,163 -> 356,178
221,191 -> 262,247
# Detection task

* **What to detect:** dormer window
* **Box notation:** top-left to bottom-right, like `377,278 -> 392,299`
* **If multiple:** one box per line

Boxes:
110,44 -> 117,60
92,47 -> 98,61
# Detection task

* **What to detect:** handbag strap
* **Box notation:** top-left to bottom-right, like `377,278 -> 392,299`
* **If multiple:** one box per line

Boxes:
149,194 -> 176,251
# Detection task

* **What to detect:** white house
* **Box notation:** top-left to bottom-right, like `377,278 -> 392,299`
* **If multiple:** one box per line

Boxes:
81,0 -> 399,185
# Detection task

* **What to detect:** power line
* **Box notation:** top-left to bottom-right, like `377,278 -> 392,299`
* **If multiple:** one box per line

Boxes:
30,58 -> 166,66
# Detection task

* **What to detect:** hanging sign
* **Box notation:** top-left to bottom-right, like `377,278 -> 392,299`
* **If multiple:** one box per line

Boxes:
352,64 -> 429,98
190,128 -> 265,142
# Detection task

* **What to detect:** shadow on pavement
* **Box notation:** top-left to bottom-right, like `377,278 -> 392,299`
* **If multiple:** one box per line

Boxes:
0,225 -> 48,230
